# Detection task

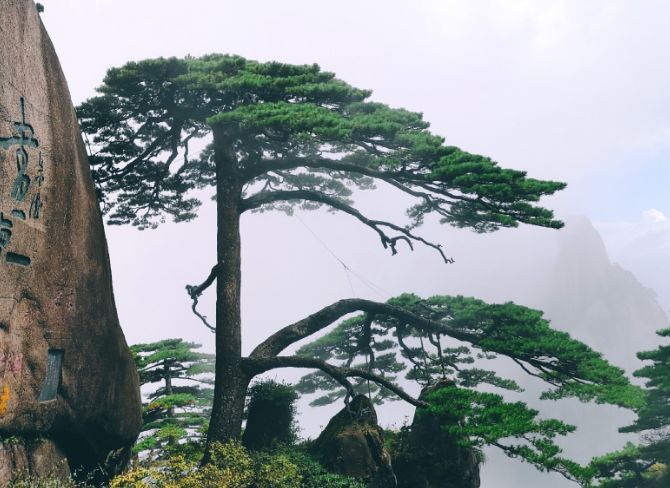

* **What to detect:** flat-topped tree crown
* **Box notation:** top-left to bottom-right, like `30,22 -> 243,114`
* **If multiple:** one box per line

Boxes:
78,54 -> 564,243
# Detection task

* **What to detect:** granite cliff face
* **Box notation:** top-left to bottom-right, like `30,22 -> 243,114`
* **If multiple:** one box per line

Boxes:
0,0 -> 142,482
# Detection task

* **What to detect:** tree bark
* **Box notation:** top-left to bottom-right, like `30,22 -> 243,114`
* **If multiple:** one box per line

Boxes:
204,125 -> 250,458
164,359 -> 174,418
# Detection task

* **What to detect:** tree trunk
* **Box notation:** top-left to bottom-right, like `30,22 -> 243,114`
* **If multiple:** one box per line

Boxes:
164,359 -> 174,418
204,125 -> 251,459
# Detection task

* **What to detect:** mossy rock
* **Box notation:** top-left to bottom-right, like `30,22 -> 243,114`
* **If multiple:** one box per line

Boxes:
312,395 -> 396,488
393,381 -> 480,488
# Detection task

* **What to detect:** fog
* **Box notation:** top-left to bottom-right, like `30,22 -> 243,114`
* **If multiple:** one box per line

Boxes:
40,1 -> 670,486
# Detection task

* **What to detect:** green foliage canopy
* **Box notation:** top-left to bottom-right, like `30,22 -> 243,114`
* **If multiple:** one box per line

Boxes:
295,294 -> 644,481
78,54 -> 565,256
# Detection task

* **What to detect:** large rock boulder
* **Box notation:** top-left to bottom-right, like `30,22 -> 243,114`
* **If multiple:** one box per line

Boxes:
0,0 -> 142,483
312,395 -> 396,488
393,381 -> 480,488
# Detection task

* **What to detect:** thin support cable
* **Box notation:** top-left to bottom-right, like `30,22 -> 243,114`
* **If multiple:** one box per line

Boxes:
294,213 -> 389,298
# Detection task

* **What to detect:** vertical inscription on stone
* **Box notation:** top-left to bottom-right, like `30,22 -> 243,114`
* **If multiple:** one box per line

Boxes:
0,97 -> 49,266
38,349 -> 63,402
29,152 -> 44,218
2,98 -> 37,204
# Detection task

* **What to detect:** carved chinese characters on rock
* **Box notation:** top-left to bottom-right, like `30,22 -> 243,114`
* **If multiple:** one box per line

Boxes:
0,97 -> 42,417
0,97 -> 47,268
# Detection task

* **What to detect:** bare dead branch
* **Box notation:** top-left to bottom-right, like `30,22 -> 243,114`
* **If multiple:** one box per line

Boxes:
185,263 -> 221,332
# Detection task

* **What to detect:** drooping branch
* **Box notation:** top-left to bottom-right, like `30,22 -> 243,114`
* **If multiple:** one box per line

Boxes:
243,155 -> 564,230
396,323 -> 429,377
93,129 -> 169,183
185,263 -> 221,332
247,156 -> 505,211
186,263 -> 221,299
428,333 -> 448,378
241,189 -> 454,263
490,441 -> 580,483
244,355 -> 426,408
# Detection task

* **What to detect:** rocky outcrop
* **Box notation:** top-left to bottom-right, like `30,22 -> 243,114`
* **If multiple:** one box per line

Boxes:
0,0 -> 142,483
312,395 -> 396,487
0,437 -> 70,483
393,381 -> 480,488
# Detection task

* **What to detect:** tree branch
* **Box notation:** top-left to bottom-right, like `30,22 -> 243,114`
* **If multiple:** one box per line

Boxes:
244,355 -> 426,408
241,189 -> 453,263
245,157 -> 409,181
361,313 -> 375,373
491,441 -> 580,484
249,298 -> 477,358
95,130 -> 170,183
250,297 -> 598,395
185,263 -> 221,332
396,323 -> 429,377
246,156 -> 557,229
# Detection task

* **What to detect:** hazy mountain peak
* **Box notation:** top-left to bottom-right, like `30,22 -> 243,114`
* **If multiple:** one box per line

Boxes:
541,216 -> 667,372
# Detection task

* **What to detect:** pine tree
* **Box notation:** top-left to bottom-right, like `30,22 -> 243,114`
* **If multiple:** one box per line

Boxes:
587,329 -> 670,487
77,55 -> 641,471
296,294 -> 645,481
131,339 -> 214,461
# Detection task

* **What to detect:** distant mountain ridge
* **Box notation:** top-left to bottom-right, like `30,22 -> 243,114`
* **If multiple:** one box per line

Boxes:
477,216 -> 668,488
537,216 -> 667,372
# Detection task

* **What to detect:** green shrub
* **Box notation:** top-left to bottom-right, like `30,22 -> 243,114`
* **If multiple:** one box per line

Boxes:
279,450 -> 366,488
243,380 -> 299,451
111,442 -> 307,488
255,453 -> 302,488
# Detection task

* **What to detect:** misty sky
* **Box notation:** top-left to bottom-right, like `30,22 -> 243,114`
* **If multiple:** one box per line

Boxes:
38,1 -> 670,486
